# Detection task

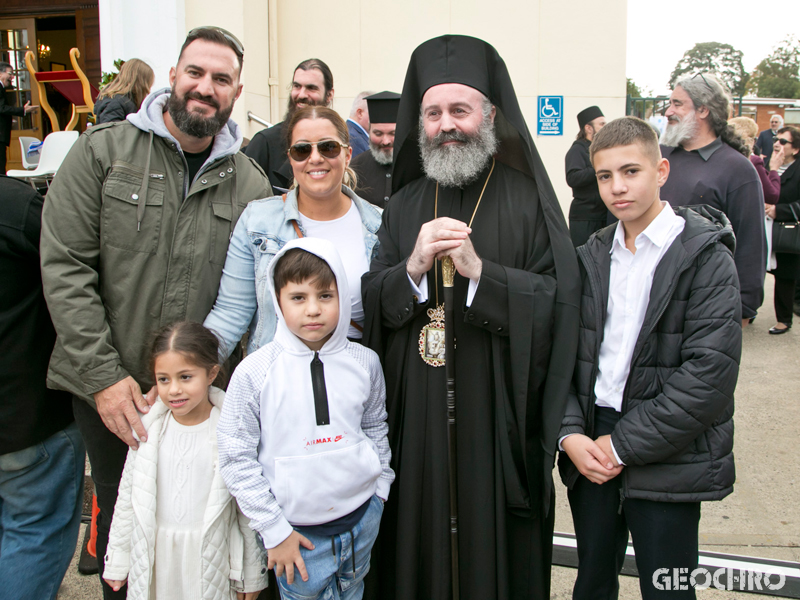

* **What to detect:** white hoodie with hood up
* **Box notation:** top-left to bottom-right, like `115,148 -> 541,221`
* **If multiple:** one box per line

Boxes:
217,238 -> 394,549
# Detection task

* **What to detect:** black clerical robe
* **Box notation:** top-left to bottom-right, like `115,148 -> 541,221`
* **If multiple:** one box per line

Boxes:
352,151 -> 393,208
363,162 -> 559,600
244,121 -> 293,190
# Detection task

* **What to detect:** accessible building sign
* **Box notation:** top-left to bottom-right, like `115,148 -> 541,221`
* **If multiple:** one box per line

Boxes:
537,95 -> 563,136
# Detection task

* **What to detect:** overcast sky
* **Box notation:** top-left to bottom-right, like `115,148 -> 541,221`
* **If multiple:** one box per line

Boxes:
627,0 -> 800,96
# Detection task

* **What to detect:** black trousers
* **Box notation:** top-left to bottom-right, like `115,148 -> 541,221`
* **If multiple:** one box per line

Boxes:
569,219 -> 607,248
72,397 -> 129,600
568,408 -> 701,600
0,144 -> 7,175
773,275 -> 796,325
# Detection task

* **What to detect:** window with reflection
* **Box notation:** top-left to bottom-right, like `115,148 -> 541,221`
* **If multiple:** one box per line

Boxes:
1,28 -> 34,130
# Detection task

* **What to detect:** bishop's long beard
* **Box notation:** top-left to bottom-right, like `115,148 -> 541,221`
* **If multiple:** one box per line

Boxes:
418,116 -> 498,188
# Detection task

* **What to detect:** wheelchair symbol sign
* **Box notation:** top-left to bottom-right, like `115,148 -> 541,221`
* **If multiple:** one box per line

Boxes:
537,96 -> 563,136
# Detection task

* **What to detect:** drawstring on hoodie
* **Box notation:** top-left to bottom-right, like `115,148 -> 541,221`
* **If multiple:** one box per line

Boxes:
230,169 -> 237,239
310,352 -> 330,426
136,130 -> 155,232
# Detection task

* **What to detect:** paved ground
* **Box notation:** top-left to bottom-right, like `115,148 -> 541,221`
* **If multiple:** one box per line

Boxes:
58,277 -> 799,599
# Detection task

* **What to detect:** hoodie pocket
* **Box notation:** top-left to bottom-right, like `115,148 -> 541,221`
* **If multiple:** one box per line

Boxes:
102,167 -> 165,254
273,440 -> 382,525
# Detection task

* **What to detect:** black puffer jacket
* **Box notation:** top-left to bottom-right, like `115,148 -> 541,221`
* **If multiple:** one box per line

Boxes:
93,94 -> 138,124
558,205 -> 741,503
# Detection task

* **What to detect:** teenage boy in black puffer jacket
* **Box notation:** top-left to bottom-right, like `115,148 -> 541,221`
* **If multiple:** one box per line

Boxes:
558,117 -> 741,600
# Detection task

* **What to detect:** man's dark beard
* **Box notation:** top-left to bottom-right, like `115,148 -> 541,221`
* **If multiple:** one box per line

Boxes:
369,142 -> 393,166
168,89 -> 233,139
284,94 -> 328,122
418,115 -> 498,188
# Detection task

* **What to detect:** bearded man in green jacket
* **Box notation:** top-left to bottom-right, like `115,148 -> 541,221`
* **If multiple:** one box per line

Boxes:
40,27 -> 271,599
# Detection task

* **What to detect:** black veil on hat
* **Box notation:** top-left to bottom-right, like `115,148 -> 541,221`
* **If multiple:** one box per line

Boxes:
392,34 -> 580,513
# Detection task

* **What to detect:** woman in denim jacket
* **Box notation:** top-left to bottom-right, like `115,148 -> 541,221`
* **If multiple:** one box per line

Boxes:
205,106 -> 382,357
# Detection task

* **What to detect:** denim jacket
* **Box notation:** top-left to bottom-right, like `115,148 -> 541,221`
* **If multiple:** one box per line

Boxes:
204,186 -> 382,358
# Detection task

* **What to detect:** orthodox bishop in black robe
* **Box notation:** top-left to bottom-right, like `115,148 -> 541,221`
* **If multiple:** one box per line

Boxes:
362,35 -> 580,600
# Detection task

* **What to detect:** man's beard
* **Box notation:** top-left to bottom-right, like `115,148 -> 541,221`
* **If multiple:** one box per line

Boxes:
168,88 -> 233,139
418,115 -> 498,188
369,141 -> 393,166
661,110 -> 698,147
285,95 -> 327,121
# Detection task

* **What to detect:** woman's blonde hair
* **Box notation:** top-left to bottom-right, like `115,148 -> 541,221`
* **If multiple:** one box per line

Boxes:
285,106 -> 358,190
728,116 -> 758,154
97,58 -> 155,109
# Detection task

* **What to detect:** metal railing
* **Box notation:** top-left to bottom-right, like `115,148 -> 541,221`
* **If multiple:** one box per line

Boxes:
247,111 -> 272,129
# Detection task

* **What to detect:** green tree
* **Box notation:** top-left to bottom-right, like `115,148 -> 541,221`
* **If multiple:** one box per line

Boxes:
668,42 -> 749,97
627,78 -> 643,97
747,36 -> 800,99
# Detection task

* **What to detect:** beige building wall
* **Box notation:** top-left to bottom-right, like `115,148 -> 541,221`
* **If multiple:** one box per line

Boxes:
184,0 -> 628,215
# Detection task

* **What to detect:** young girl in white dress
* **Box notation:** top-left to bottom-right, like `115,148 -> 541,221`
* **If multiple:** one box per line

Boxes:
103,321 -> 268,600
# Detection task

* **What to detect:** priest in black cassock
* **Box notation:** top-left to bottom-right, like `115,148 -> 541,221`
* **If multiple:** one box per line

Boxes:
362,35 -> 580,600
352,91 -> 400,208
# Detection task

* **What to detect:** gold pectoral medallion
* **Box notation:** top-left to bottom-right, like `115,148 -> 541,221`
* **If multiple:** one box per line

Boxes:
419,304 -> 446,367
418,159 -> 494,368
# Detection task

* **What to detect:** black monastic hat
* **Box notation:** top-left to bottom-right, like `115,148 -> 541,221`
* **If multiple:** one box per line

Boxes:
577,105 -> 604,129
365,91 -> 401,124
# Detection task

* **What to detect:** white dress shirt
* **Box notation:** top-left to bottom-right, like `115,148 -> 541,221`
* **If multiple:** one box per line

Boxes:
594,202 -> 685,413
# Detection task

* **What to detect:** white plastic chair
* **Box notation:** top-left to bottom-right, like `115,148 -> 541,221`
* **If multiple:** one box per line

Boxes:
18,136 -> 42,169
7,131 -> 80,188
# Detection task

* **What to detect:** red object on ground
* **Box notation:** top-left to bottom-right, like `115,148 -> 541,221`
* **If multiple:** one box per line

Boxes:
87,494 -> 99,558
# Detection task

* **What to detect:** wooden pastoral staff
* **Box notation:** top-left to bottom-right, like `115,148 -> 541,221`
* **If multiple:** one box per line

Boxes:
25,48 -> 99,131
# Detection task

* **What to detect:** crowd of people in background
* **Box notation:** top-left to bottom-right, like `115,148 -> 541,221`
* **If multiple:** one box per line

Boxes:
0,23 -> 795,600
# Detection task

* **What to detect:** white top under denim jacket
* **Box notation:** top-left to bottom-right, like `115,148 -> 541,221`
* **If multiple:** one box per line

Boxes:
204,186 -> 382,358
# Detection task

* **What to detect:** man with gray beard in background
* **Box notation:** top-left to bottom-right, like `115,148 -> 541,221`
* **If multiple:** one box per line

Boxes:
352,91 -> 400,208
362,35 -> 579,600
660,73 -> 765,325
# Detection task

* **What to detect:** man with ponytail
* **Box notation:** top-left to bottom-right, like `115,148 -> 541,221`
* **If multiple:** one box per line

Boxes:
660,73 -> 766,325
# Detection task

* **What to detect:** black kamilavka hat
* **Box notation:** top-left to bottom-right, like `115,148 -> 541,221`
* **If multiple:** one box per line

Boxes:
365,91 -> 401,124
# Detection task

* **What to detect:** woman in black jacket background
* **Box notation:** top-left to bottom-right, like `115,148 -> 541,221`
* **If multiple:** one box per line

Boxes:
765,126 -> 800,334
93,59 -> 154,124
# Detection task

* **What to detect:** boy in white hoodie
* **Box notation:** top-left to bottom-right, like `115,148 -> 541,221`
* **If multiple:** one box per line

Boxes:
218,237 -> 394,600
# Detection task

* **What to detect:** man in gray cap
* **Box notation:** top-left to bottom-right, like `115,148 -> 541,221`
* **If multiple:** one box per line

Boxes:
351,91 -> 400,208
565,105 -> 607,247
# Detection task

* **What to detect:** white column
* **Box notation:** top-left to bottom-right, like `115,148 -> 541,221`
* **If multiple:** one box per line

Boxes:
98,0 -> 186,90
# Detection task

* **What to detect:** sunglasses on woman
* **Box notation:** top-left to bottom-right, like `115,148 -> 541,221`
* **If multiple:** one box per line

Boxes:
775,138 -> 792,146
288,140 -> 349,162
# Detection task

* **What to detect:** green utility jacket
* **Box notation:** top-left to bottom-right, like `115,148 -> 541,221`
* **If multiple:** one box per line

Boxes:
41,117 -> 272,407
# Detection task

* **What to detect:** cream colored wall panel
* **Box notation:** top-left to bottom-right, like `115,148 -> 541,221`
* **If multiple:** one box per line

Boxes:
358,0 -> 451,94
241,0 -> 272,98
537,0 -> 627,99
